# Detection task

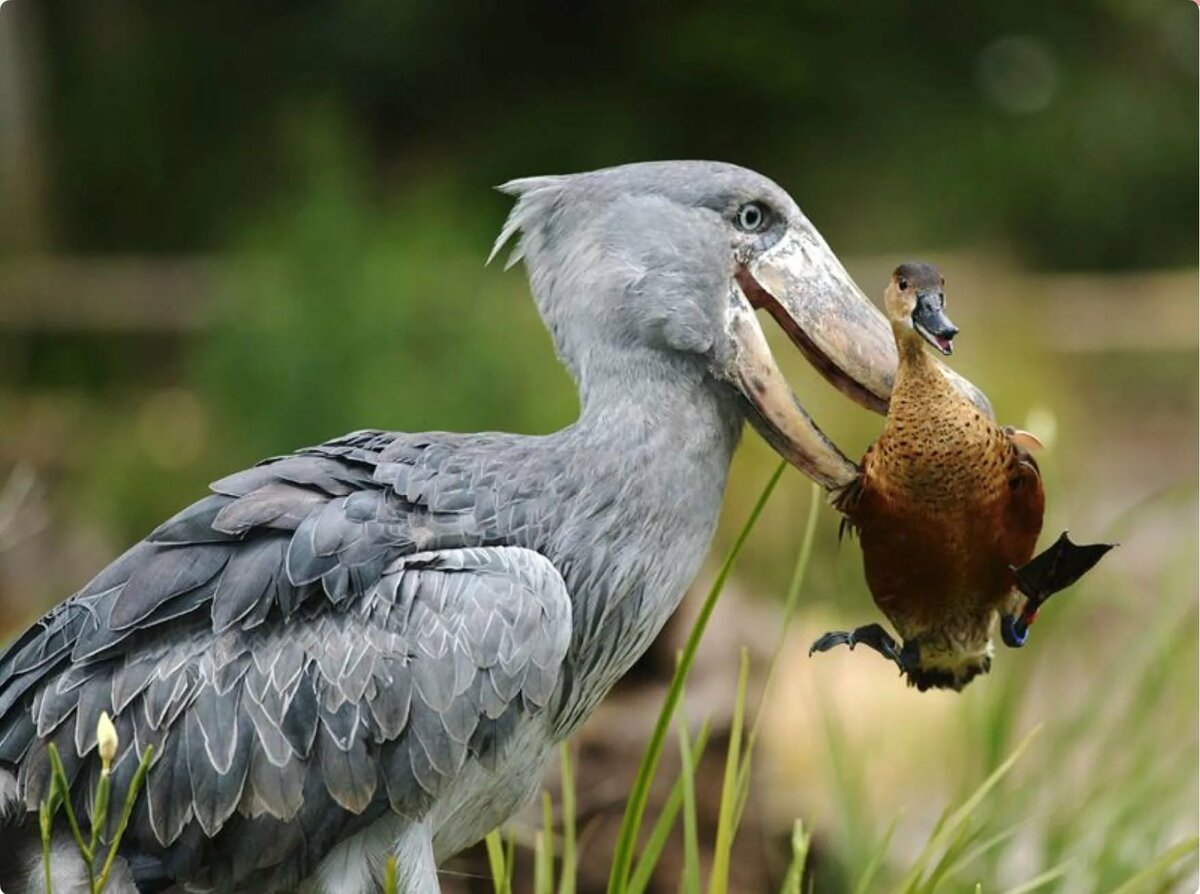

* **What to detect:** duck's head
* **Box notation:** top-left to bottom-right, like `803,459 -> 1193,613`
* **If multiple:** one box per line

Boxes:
883,262 -> 958,356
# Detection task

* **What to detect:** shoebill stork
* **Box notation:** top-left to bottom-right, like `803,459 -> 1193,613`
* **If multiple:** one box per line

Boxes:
0,161 -> 990,893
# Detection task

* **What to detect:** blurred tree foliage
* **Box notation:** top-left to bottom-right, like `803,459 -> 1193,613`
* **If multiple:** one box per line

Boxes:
25,0 -> 1197,268
0,0 -> 1195,552
199,113 -> 580,463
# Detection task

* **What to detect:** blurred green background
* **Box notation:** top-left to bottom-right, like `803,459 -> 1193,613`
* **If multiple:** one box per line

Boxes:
0,1 -> 1195,891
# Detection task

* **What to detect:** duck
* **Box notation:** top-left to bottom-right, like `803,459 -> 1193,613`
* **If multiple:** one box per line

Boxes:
810,262 -> 1112,691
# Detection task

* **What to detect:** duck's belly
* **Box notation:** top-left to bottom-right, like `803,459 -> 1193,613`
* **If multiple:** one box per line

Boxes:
856,480 -> 1016,636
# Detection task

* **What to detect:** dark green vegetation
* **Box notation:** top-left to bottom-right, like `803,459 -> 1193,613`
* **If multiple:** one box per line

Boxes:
10,2 -> 1196,268
1,1 -> 1196,891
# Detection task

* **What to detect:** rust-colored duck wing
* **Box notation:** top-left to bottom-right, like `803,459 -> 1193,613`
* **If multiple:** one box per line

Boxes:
998,430 -> 1045,571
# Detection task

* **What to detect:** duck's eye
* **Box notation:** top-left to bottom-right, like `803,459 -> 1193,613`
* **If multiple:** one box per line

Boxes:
898,277 -> 909,291
735,202 -> 768,233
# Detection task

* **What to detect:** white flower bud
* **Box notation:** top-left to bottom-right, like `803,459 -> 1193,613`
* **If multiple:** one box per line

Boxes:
97,711 -> 118,773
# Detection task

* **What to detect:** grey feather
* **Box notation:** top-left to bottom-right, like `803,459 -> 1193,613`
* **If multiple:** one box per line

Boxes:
242,687 -> 294,767
317,723 -> 375,814
72,679 -> 112,757
210,537 -> 287,633
278,675 -> 319,757
146,731 -> 194,846
213,483 -> 325,535
110,546 -> 229,630
317,699 -> 359,752
244,746 -> 305,821
365,660 -> 411,741
111,655 -> 159,713
149,495 -> 240,545
191,684 -> 241,774
380,738 -> 430,817
186,706 -> 249,836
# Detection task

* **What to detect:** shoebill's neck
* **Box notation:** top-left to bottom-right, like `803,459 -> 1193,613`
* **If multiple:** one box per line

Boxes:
538,347 -> 745,731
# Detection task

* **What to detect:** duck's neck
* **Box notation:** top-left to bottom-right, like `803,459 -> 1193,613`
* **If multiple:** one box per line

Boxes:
873,323 -> 975,501
890,323 -> 957,402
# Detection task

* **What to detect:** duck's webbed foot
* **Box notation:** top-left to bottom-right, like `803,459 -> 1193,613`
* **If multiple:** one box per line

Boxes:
809,623 -> 913,673
1001,531 -> 1115,648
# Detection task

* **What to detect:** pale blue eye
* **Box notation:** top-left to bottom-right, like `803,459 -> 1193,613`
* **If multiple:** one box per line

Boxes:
735,202 -> 767,233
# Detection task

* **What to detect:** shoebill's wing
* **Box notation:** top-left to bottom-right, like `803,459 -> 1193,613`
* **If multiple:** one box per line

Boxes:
0,432 -> 571,891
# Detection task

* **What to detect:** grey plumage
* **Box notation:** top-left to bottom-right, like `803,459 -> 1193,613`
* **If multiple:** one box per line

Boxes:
0,161 -> 898,893
0,428 -> 618,890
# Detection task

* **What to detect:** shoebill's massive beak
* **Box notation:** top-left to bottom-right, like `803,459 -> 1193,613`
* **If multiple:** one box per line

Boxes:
723,226 -> 993,491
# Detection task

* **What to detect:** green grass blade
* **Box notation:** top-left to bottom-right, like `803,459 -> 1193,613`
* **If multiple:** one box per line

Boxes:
557,742 -> 577,894
534,830 -> 551,894
383,856 -> 398,894
40,800 -> 54,894
1108,836 -> 1199,894
777,483 -> 822,631
920,824 -> 992,894
677,714 -> 702,894
96,744 -> 154,891
541,792 -> 556,894
942,825 -> 1018,881
815,691 -> 873,877
89,769 -> 111,865
505,829 -> 517,891
607,463 -> 786,894
626,724 -> 712,894
780,819 -> 812,894
485,829 -> 509,894
1000,860 -> 1074,894
890,726 -> 1041,894
46,744 -> 91,864
708,650 -> 751,894
734,482 -> 821,835
853,812 -> 902,894
748,482 -> 820,732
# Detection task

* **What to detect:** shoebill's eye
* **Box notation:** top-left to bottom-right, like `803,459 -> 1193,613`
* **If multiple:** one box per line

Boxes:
735,202 -> 768,233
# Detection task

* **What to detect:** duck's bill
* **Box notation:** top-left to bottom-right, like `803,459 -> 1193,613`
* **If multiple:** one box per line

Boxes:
915,322 -> 955,356
726,226 -> 990,491
912,290 -> 958,356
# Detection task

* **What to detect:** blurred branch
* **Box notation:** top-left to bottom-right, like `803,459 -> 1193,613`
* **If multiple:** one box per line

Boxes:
0,463 -> 45,552
0,257 -> 217,332
0,256 -> 1192,352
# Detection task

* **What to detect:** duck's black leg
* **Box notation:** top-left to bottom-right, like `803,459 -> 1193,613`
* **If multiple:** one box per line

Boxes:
809,623 -> 912,673
1001,531 -> 1114,648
